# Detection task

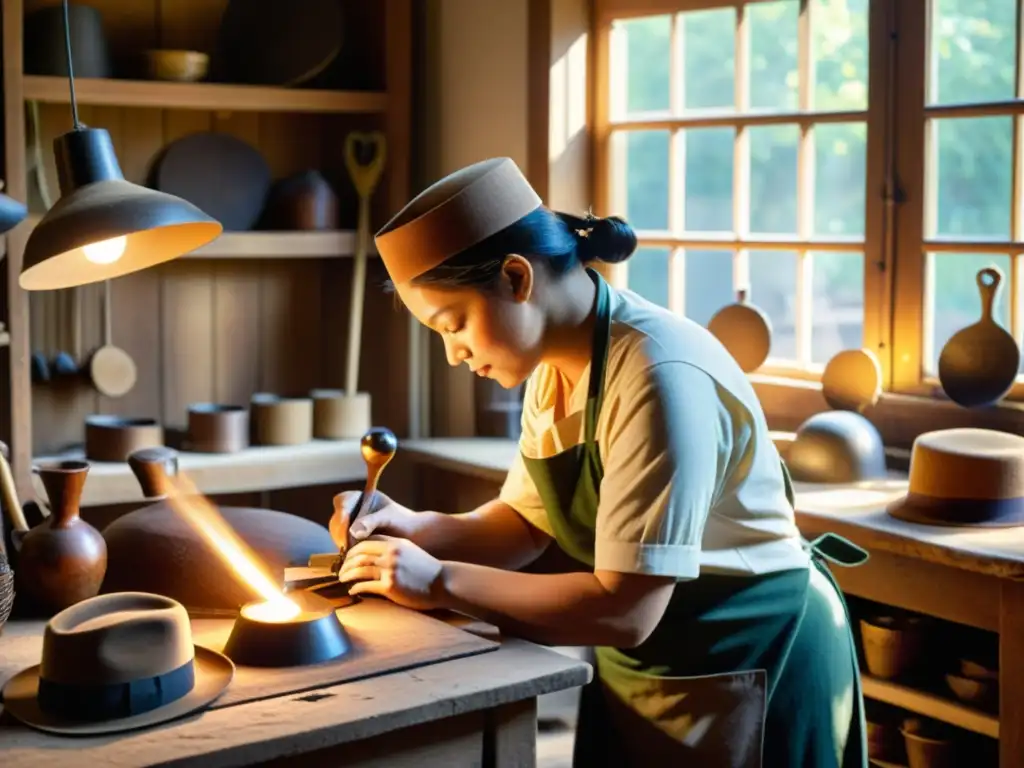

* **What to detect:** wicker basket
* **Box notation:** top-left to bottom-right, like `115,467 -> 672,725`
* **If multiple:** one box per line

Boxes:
0,551 -> 14,635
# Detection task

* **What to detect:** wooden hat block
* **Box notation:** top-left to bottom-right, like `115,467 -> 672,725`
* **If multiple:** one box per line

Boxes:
887,428 -> 1024,527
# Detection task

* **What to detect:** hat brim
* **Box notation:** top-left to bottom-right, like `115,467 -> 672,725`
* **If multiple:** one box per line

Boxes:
1,645 -> 234,736
887,495 -> 1024,528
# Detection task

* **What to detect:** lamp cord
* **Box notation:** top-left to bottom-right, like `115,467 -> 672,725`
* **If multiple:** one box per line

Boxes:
61,0 -> 82,130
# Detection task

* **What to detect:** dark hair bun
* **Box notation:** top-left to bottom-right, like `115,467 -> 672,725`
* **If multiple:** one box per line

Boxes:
556,212 -> 638,265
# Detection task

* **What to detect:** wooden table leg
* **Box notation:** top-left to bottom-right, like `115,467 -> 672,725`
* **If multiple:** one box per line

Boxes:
485,697 -> 539,768
999,579 -> 1024,768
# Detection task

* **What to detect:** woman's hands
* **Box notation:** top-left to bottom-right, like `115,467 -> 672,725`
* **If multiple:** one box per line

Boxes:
329,490 -> 433,552
338,536 -> 447,611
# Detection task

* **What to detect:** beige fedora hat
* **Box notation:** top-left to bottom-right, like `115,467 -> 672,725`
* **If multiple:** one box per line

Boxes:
2,591 -> 234,736
374,157 -> 542,285
887,428 -> 1024,527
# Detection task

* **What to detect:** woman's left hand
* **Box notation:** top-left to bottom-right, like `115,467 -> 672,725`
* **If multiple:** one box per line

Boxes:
338,536 -> 447,611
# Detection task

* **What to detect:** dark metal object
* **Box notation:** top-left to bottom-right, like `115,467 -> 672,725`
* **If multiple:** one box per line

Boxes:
786,411 -> 887,484
223,590 -> 351,668
0,192 -> 27,234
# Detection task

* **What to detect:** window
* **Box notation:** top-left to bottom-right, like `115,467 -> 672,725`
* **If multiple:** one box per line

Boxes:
594,0 -> 1024,413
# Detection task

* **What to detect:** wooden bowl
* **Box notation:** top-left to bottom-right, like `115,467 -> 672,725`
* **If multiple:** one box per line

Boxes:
85,415 -> 164,462
901,717 -> 958,768
186,403 -> 249,453
144,49 -> 209,82
944,672 -> 997,709
859,614 -> 928,680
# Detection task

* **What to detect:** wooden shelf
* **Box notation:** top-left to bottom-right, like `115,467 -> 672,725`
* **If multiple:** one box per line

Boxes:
32,441 -> 367,508
20,216 -> 369,259
22,75 -> 388,114
861,675 -> 999,739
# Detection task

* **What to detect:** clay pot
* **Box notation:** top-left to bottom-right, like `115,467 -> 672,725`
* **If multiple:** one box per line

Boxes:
14,461 -> 107,614
101,447 -> 335,612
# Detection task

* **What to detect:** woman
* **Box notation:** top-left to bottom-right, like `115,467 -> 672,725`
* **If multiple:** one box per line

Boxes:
331,157 -> 869,767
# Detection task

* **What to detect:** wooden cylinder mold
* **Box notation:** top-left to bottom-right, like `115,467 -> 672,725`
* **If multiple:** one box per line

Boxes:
85,415 -> 165,463
311,389 -> 371,440
186,403 -> 250,453
251,393 -> 313,446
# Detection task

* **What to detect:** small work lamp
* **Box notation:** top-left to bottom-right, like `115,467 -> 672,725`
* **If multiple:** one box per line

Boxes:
18,0 -> 222,291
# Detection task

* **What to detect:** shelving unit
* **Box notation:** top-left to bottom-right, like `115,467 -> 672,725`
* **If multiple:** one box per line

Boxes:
1,0 -> 413,506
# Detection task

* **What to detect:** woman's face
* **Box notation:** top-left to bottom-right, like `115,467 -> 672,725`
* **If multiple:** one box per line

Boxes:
396,257 -> 545,389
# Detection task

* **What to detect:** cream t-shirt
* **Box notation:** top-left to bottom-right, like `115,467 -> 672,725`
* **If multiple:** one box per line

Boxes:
499,285 -> 810,580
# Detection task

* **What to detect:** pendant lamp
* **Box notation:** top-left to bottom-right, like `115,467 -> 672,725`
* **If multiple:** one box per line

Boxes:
0,185 -> 27,235
19,1 -> 223,291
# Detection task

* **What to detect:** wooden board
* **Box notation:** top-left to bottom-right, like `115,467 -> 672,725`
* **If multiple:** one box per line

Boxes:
0,600 -> 499,714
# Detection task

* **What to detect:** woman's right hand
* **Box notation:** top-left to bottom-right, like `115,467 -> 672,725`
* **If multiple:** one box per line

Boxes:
329,490 -> 430,551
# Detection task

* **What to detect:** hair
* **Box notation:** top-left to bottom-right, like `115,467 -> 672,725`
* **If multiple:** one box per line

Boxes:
382,208 -> 638,292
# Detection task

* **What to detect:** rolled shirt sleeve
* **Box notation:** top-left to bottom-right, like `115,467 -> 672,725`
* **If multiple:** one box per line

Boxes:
595,361 -> 724,580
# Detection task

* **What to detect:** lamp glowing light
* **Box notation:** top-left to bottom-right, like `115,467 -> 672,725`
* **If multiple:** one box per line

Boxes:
82,235 -> 127,264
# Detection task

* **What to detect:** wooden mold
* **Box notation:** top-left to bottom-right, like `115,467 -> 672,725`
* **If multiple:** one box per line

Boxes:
251,393 -> 313,446
84,415 -> 164,462
311,389 -> 371,440
186,403 -> 249,454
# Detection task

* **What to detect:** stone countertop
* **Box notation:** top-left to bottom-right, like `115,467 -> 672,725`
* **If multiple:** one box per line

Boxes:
401,438 -> 1024,580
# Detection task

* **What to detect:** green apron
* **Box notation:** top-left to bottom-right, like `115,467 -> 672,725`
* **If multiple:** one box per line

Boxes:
522,270 -> 869,767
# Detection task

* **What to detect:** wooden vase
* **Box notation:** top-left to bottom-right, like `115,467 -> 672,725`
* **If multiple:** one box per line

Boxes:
14,460 -> 107,614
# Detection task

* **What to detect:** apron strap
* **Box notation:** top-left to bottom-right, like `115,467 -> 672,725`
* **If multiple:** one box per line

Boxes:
583,269 -> 613,446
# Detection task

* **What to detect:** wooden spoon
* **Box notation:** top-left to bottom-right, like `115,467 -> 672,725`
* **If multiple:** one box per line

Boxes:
938,267 -> 1021,408
89,280 -> 137,398
708,289 -> 773,372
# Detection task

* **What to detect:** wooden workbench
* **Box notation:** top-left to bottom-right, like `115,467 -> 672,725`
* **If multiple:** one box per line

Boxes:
393,437 -> 1024,768
0,610 -> 591,768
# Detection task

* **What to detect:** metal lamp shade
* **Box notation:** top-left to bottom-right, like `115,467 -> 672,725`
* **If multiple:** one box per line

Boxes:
0,193 -> 28,234
19,127 -> 223,291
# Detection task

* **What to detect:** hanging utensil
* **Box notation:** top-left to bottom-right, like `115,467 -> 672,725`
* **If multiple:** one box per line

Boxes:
342,131 -> 387,399
707,288 -> 773,373
938,267 -> 1020,408
88,280 -> 137,397
51,289 -> 77,378
30,294 -> 51,384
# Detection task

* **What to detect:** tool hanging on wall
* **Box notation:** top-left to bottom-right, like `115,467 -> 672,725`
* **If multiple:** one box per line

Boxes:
707,288 -> 773,373
337,131 -> 387,437
87,280 -> 137,397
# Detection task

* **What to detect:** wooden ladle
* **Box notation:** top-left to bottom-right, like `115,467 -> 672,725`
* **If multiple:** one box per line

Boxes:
938,267 -> 1021,408
89,280 -> 137,398
708,289 -> 773,372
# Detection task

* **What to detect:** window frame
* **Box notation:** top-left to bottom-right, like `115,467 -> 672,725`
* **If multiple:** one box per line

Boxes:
592,0 -> 1024,450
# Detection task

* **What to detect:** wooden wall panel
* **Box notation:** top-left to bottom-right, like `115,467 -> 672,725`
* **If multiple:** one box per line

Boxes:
19,0 -> 408,454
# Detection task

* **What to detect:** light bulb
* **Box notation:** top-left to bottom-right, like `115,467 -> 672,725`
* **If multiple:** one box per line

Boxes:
82,236 -> 127,264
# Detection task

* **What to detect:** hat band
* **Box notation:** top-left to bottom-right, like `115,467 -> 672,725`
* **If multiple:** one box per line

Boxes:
37,658 -> 196,722
902,491 -> 1024,526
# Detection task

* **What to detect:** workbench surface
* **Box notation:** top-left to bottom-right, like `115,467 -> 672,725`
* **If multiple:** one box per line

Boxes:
0,616 -> 591,768
401,438 -> 1024,580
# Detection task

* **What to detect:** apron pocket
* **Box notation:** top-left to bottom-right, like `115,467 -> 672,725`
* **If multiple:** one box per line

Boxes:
596,659 -> 767,768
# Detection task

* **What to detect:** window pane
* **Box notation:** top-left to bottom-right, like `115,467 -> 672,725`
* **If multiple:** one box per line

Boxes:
811,251 -> 864,364
683,250 -> 734,326
932,116 -> 1012,239
627,247 -> 671,308
814,122 -> 867,237
613,15 -> 672,115
683,128 -> 735,232
926,252 -> 1012,375
748,0 -> 799,111
613,130 -> 670,231
750,250 -> 799,360
682,8 -> 736,111
929,0 -> 1017,106
812,0 -> 869,111
749,124 -> 799,235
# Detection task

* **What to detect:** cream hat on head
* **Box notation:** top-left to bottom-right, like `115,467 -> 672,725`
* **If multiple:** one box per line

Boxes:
374,157 -> 543,285
2,591 -> 234,736
887,428 -> 1024,527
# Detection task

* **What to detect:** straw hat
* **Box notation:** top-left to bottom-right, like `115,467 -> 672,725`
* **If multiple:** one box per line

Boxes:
887,428 -> 1024,527
2,592 -> 234,735
375,157 -> 542,285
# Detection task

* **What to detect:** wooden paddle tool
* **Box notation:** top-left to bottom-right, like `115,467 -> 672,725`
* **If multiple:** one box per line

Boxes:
88,280 -> 137,397
938,267 -> 1021,408
343,131 -> 387,401
708,289 -> 773,372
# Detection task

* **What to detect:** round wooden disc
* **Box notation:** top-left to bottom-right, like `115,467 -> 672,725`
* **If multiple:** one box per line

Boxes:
153,132 -> 271,232
90,345 -> 138,398
708,303 -> 772,372
821,349 -> 882,412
